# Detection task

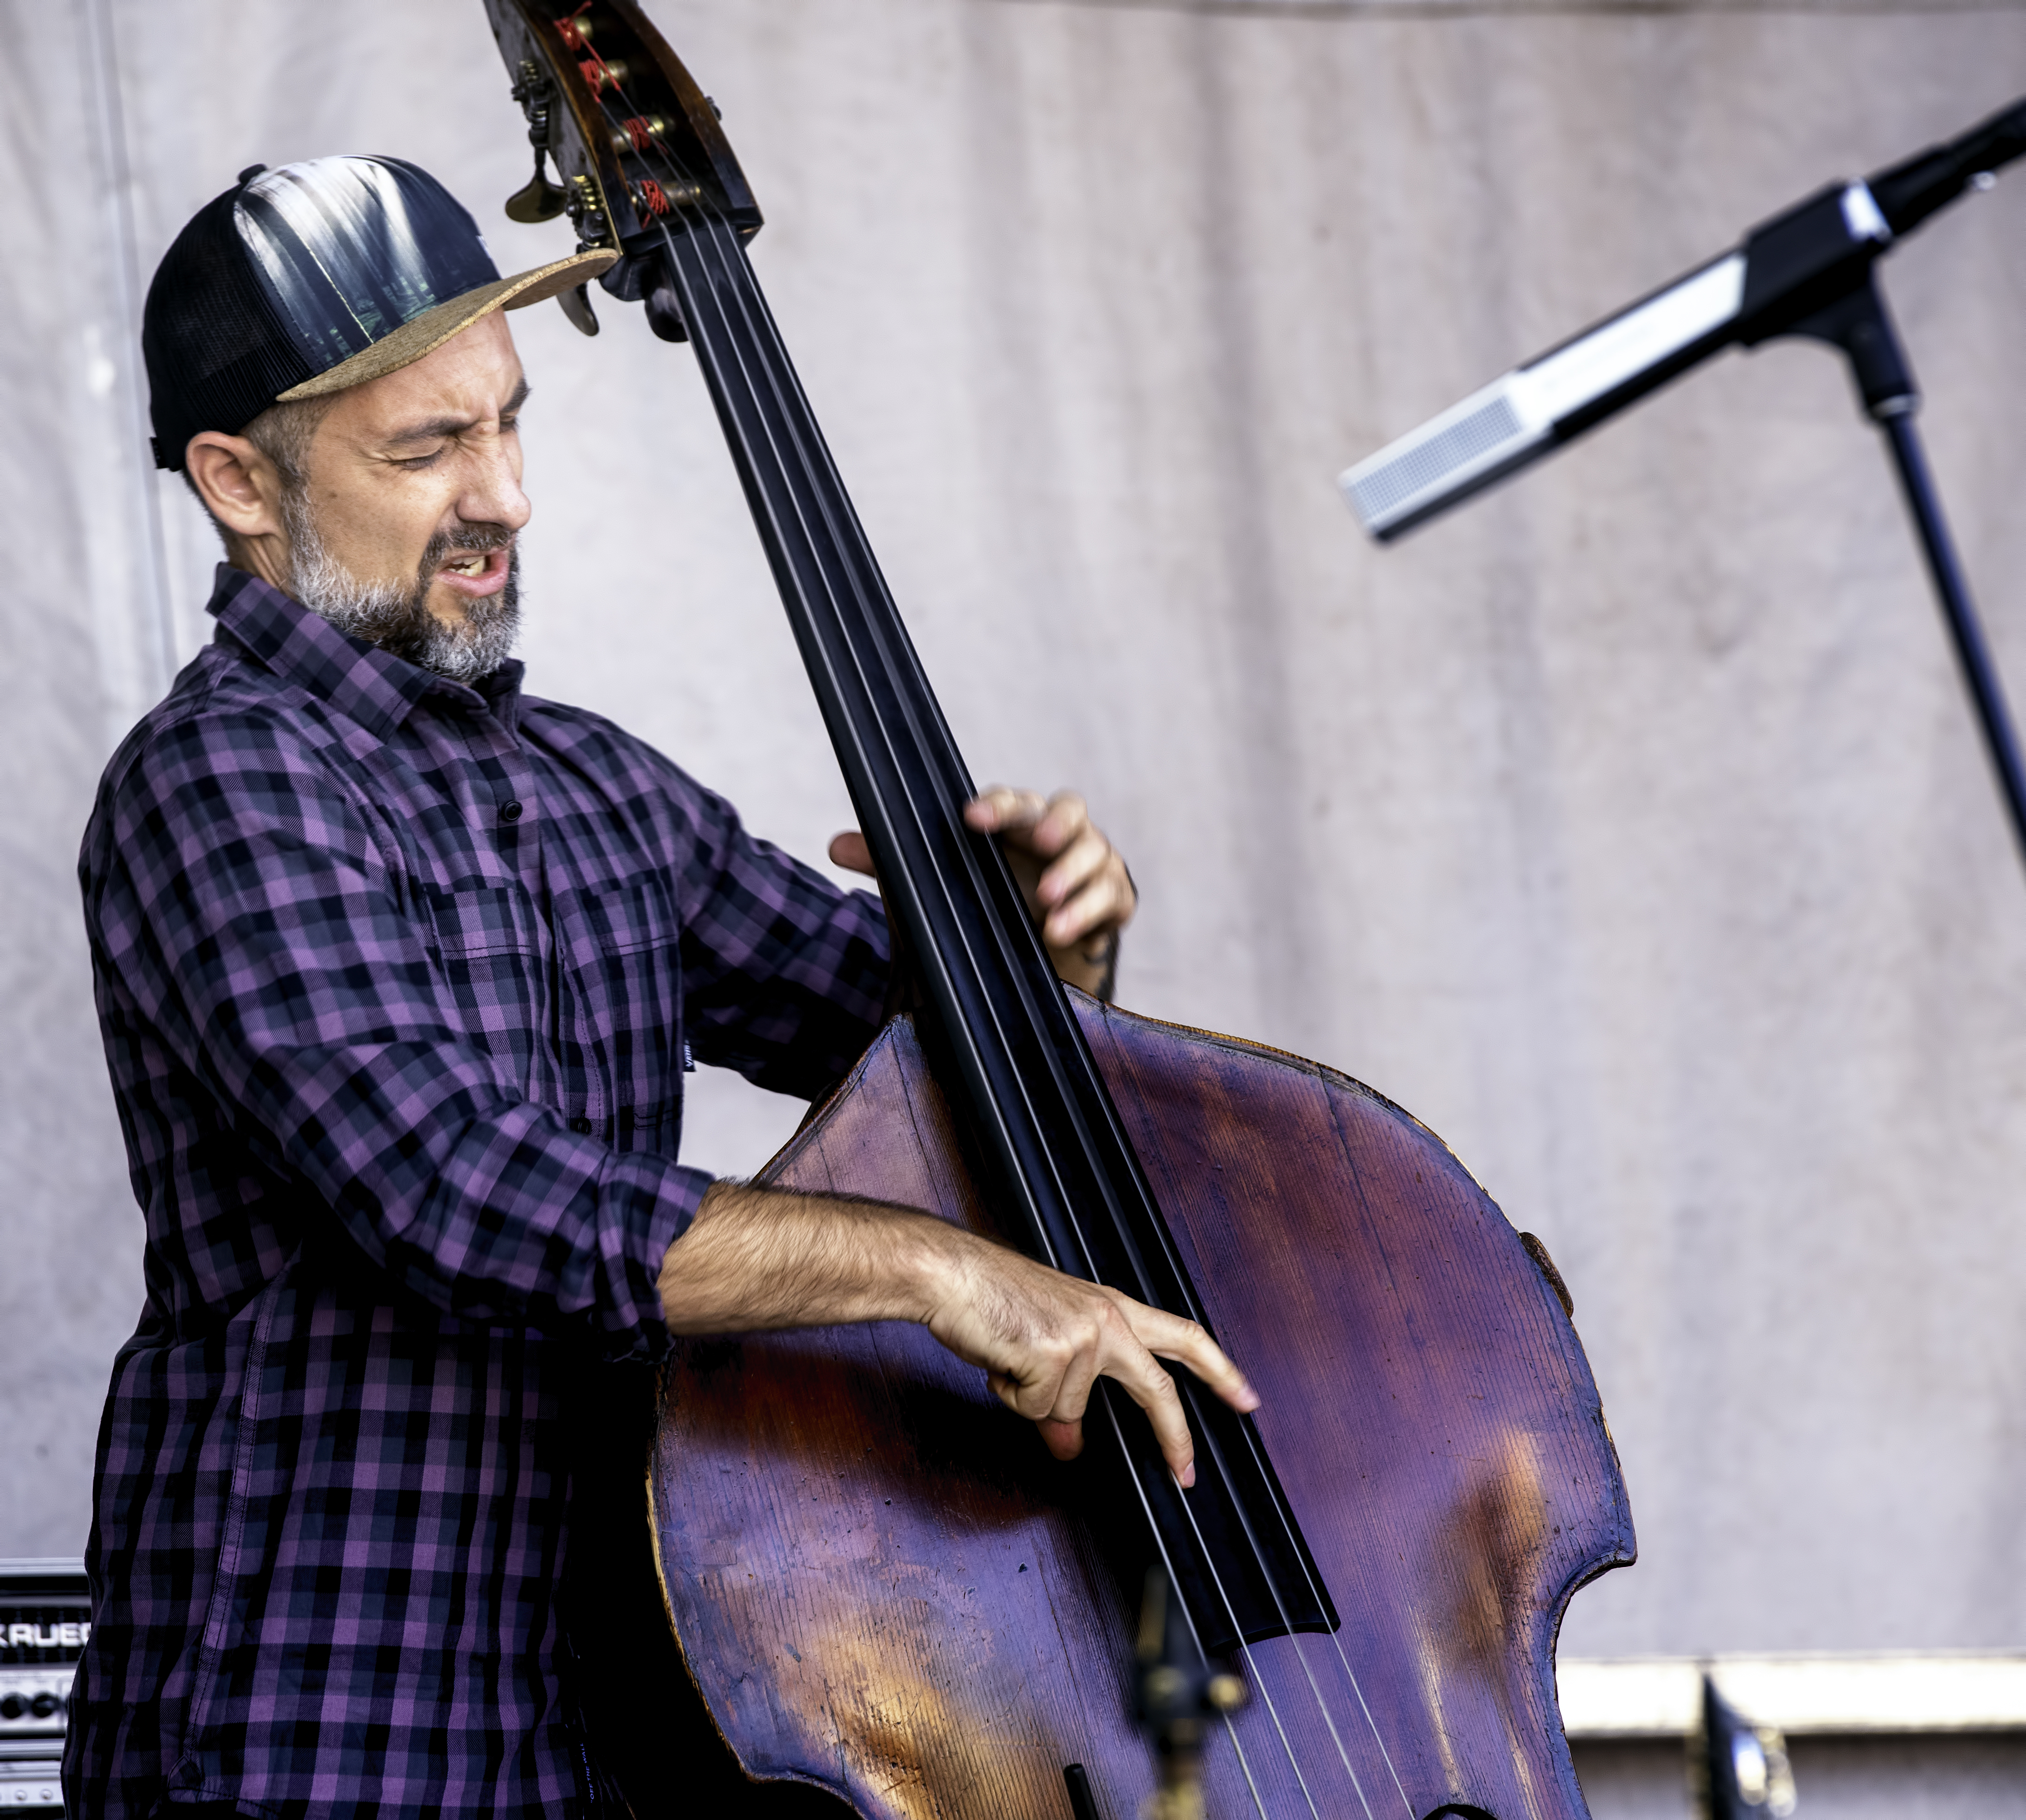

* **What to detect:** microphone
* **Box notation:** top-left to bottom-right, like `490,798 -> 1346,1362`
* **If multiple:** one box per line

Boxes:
1340,95 -> 2026,541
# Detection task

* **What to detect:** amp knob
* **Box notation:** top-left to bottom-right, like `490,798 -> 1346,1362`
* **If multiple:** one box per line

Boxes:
0,1693 -> 24,1720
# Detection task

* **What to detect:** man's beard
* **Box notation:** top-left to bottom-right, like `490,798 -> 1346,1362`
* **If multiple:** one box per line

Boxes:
282,491 -> 521,684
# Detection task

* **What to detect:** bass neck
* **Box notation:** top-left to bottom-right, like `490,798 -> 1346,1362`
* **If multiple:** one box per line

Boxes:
653,205 -> 1330,1656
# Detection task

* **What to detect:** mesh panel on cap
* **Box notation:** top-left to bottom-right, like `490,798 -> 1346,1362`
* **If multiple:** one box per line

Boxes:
143,181 -> 317,470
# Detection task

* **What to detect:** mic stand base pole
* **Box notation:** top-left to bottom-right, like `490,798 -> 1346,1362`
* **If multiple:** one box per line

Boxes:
1782,275 -> 2026,880
1875,409 -> 2026,872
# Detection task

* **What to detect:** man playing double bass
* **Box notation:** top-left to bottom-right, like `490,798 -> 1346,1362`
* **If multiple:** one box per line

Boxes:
67,155 -> 1258,1819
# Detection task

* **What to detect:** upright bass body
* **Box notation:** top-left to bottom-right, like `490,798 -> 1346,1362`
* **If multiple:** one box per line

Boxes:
651,996 -> 1632,1820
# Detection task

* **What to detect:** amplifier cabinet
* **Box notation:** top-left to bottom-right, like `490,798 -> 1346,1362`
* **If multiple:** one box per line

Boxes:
0,1559 -> 88,1813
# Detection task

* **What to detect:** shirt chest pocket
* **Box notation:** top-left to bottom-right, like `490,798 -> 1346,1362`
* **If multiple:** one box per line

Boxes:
565,874 -> 685,1158
424,881 -> 548,1095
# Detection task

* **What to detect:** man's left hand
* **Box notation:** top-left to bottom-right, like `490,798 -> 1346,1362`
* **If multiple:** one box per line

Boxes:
828,788 -> 1136,998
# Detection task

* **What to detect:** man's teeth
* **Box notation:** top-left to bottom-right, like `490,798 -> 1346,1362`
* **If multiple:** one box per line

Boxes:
445,555 -> 486,575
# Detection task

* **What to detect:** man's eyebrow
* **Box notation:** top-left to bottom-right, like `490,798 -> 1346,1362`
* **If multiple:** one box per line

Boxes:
382,377 -> 534,447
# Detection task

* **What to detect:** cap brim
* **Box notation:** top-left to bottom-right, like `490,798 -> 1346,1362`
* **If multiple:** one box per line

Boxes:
274,246 -> 618,402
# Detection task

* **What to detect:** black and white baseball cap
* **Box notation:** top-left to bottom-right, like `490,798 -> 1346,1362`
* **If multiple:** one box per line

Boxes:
143,154 -> 613,471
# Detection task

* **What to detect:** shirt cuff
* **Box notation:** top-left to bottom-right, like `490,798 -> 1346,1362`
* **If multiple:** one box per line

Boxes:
598,1153 -> 713,1362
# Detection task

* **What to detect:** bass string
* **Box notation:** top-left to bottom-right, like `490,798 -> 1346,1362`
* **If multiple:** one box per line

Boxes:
612,86 -> 1335,1793
1089,1387 -> 1275,1820
662,197 -> 1324,1813
673,201 -> 1355,1815
1222,1706 -> 1274,1820
655,197 -> 1121,1330
632,110 -> 1355,1812
645,204 -> 1097,1314
580,60 -> 1402,1810
1176,1382 -> 1382,1818
651,195 -> 1178,1363
1206,1392 -> 1414,1814
630,219 -> 1327,1816
609,118 -> 1108,1306
1260,1482 -> 1415,1814
673,203 -> 1162,1316
1152,1455 -> 1329,1819
569,56 -> 1304,1645
631,176 -> 1106,1351
685,212 -> 1324,1819
622,126 -> 1137,1336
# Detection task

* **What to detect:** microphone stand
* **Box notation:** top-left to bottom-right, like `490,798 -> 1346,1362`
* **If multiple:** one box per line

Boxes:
1771,266 -> 2026,873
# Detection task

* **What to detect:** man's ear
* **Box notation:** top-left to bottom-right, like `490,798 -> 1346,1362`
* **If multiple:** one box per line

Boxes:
185,432 -> 286,545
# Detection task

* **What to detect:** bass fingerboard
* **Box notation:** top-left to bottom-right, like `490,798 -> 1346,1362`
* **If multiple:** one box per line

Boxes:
652,204 -> 1333,1656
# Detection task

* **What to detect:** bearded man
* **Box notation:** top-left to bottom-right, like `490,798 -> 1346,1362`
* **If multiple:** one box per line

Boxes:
67,156 -> 1254,1819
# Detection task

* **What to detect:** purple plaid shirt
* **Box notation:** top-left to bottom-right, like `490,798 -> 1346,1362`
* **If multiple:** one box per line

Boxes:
66,568 -> 888,1818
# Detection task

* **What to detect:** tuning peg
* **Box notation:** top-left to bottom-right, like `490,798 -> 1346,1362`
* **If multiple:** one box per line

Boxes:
505,150 -> 568,224
644,264 -> 687,344
506,61 -> 566,221
557,284 -> 598,337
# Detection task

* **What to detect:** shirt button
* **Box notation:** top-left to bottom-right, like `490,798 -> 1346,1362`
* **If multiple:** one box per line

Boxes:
570,1116 -> 593,1134
499,800 -> 524,823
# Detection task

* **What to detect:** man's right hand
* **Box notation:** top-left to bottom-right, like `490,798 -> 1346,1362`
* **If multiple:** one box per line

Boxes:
658,1182 -> 1259,1488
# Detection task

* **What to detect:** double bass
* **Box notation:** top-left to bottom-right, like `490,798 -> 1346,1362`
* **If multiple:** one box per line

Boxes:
478,6 -> 1636,1814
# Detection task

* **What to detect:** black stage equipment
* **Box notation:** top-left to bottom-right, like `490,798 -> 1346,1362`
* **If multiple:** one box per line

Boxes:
0,1560 -> 88,1813
1341,97 -> 2026,873
1691,1675 -> 1797,1820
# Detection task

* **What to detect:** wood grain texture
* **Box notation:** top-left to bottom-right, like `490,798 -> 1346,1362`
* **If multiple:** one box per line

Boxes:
649,1000 -> 1634,1819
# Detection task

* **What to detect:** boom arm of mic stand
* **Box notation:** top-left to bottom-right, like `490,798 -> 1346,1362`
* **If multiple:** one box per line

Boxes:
1339,93 -> 2026,540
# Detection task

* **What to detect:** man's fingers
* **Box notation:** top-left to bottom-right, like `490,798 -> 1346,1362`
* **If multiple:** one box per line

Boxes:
1040,840 -> 1136,947
965,788 -> 1091,860
1104,1337 -> 1200,1486
1036,825 -> 1111,908
827,830 -> 875,877
1100,1299 -> 1265,1487
940,1242 -> 1257,1490
1048,1340 -> 1104,1432
1068,1293 -> 1211,1487
988,1375 -> 1083,1461
963,786 -> 1052,836
1114,1294 -> 1261,1416
1036,1415 -> 1084,1461
1000,1304 -> 1196,1483
1025,791 -> 1089,858
1046,882 -> 1125,950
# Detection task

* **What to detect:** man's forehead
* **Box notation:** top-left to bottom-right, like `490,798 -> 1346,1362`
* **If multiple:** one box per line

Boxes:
331,312 -> 527,440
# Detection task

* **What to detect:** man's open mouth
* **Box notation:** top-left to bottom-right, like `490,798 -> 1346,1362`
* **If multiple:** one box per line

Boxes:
433,543 -> 513,597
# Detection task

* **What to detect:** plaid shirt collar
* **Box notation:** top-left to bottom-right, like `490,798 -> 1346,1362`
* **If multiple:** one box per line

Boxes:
206,563 -> 527,738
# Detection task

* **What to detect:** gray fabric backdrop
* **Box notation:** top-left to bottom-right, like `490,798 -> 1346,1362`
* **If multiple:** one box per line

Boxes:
5,0 -> 2025,1708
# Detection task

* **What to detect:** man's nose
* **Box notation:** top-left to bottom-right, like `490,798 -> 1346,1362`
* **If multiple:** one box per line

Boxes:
459,440 -> 532,533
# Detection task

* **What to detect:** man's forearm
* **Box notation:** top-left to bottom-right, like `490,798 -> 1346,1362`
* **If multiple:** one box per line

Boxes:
656,1177 -> 1257,1485
657,1180 -> 965,1334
